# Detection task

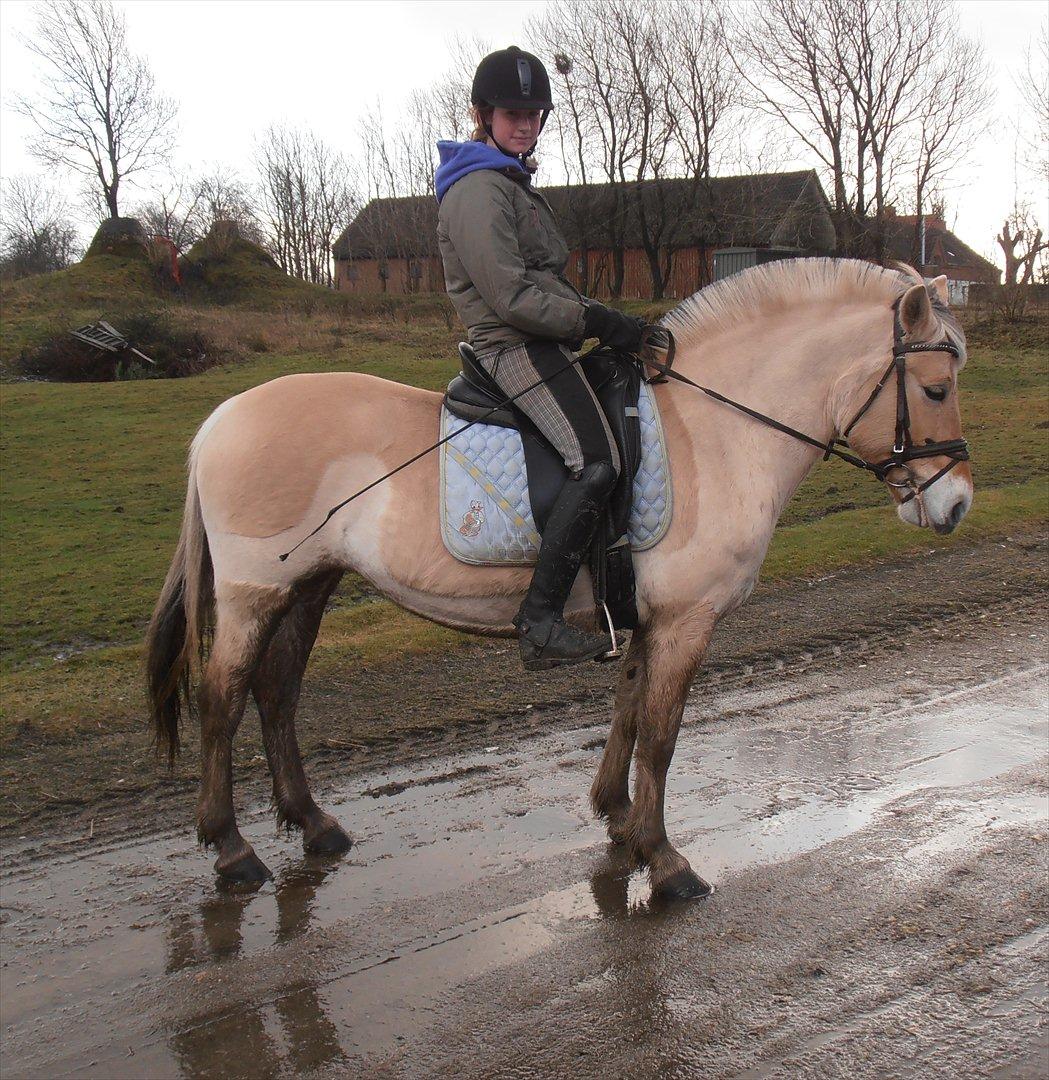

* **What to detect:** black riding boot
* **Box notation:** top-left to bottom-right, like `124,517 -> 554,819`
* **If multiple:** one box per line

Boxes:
514,460 -> 617,671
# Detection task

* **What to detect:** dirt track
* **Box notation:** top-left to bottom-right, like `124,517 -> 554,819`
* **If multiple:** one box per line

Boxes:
1,529 -> 1047,1078
1,527 -> 1046,848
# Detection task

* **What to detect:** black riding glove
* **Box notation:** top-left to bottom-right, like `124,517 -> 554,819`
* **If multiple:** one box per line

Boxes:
583,301 -> 648,353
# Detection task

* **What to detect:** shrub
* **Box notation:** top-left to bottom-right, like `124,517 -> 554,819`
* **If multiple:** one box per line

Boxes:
11,310 -> 232,382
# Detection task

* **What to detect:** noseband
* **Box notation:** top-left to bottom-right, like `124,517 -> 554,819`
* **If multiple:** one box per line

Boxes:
641,292 -> 970,505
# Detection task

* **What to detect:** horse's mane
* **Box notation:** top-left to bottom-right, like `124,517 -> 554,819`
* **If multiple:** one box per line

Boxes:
661,257 -> 910,349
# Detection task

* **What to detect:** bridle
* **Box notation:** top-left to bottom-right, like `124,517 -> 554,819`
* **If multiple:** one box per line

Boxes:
834,294 -> 970,504
640,292 -> 970,507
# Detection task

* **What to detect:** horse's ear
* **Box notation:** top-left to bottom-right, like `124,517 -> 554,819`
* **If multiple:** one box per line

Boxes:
927,275 -> 949,306
899,282 -> 939,339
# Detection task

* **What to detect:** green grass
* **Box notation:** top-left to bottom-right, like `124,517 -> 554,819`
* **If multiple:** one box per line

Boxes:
0,334 -> 464,674
764,479 -> 1046,580
3,324 -> 1044,671
1,256 -> 165,360
1,285 -> 1045,743
0,252 -> 457,369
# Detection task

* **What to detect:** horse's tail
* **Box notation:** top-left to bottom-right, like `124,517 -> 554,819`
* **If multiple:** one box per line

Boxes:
145,437 -> 214,765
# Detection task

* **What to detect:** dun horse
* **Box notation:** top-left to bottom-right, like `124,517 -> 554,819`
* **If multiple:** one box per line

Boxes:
146,260 -> 973,896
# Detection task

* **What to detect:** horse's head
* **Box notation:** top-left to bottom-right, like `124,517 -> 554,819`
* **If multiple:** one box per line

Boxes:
838,275 -> 973,535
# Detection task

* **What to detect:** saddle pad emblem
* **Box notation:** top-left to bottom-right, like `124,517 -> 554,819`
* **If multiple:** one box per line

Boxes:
458,501 -> 486,538
439,381 -> 673,567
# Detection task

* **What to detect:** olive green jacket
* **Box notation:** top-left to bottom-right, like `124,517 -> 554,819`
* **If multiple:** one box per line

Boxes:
437,167 -> 588,354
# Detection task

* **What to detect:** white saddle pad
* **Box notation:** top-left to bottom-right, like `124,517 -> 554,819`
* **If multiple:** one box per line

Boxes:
439,380 -> 673,566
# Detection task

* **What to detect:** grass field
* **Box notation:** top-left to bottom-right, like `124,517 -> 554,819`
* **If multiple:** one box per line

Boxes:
1,270 -> 1046,745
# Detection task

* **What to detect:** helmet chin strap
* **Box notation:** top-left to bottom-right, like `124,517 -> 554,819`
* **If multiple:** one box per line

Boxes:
483,109 -> 550,163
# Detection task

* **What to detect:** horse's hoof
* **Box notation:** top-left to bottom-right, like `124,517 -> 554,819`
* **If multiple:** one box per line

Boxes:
304,823 -> 352,856
216,849 -> 273,885
652,869 -> 713,902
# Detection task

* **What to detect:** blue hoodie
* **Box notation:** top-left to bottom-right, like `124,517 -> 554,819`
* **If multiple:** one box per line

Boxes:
434,140 -> 529,204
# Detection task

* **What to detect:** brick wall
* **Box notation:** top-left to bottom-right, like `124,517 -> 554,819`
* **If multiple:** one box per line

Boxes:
335,246 -> 715,300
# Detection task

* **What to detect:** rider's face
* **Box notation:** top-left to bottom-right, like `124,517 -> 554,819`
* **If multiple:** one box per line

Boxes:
489,107 -> 542,152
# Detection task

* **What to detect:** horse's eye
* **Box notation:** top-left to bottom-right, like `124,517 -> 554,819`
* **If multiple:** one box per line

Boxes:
923,384 -> 948,402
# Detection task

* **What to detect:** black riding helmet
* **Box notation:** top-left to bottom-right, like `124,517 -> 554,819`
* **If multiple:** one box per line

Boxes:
471,46 -> 554,161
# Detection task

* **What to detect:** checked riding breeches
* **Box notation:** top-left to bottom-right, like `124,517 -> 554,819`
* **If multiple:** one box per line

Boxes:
476,340 -> 621,480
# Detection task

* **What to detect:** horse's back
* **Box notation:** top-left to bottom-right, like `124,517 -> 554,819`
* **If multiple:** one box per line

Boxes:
193,371 -> 442,542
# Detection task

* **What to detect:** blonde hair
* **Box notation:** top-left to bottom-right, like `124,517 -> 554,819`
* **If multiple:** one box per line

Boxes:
469,104 -> 490,143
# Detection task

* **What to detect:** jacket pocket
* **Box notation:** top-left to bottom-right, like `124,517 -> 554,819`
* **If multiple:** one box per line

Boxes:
518,202 -> 548,262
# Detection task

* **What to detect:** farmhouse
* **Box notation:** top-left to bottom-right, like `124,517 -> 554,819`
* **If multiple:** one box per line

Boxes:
332,169 -> 999,301
881,211 -> 1001,304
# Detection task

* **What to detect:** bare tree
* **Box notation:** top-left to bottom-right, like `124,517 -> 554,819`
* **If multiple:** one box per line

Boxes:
0,175 -> 81,277
15,0 -> 177,219
131,166 -> 263,252
194,166 -> 265,245
602,0 -> 678,298
351,40 -> 489,296
731,0 -> 854,245
132,180 -> 205,252
998,207 -> 1047,286
1016,22 -> 1049,187
653,0 -> 739,292
429,35 -> 490,142
907,32 -> 990,266
532,0 -> 737,299
255,125 -> 358,287
734,0 -> 990,262
531,0 -> 643,297
995,204 -> 1048,316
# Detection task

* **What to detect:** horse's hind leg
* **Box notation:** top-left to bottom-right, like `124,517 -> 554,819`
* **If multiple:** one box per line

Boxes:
197,581 -> 293,884
590,627 -> 648,843
251,570 -> 351,856
625,606 -> 716,901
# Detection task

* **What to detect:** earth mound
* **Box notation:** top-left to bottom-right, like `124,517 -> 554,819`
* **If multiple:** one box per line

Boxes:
180,220 -> 300,303
84,217 -> 151,260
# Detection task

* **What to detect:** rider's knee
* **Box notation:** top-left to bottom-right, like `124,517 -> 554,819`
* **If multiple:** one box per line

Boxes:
575,458 -> 618,496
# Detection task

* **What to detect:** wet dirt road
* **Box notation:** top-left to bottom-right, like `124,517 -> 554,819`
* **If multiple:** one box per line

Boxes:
2,598 -> 1047,1079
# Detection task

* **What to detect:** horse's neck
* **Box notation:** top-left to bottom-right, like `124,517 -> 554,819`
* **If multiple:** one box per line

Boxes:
672,303 -> 881,527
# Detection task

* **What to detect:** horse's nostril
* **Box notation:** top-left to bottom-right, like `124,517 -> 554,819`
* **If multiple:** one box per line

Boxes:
949,498 -> 966,526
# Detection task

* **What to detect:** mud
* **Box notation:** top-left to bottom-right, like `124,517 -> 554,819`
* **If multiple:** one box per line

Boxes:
2,528 -> 1046,849
1,545 -> 1046,1078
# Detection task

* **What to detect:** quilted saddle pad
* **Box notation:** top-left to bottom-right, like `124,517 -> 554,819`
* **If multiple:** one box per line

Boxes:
439,380 -> 673,566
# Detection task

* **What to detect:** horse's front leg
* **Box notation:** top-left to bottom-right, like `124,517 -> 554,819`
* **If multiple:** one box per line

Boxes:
625,605 -> 716,900
590,627 -> 649,843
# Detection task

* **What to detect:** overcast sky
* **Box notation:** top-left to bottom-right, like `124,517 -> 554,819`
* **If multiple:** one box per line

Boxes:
1,0 -> 1046,267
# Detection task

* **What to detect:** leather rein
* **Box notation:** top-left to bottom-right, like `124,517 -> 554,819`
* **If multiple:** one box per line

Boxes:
639,294 -> 970,506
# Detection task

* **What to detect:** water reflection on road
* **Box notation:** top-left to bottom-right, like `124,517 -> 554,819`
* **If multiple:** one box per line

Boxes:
1,622 -> 1046,1078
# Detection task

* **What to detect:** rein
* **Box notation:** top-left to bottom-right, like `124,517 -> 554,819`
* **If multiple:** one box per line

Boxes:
279,293 -> 969,562
640,294 -> 969,505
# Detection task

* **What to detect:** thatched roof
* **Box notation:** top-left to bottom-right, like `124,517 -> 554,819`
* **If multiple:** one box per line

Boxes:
333,170 -> 837,260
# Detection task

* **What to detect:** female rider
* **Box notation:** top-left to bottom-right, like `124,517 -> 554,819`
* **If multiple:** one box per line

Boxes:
435,45 -> 647,672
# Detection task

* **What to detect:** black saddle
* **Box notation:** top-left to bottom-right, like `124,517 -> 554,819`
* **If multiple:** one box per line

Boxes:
444,341 -> 645,628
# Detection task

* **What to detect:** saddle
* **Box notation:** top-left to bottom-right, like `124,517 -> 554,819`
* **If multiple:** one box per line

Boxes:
443,342 -> 646,629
